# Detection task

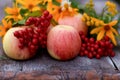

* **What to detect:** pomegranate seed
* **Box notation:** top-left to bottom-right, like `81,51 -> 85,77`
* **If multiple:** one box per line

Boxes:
14,31 -> 20,38
81,47 -> 85,51
32,38 -> 38,45
108,49 -> 112,53
19,38 -> 24,43
90,44 -> 94,47
87,43 -> 90,46
87,46 -> 91,51
43,10 -> 49,16
104,52 -> 108,56
30,45 -> 36,50
104,36 -> 109,41
40,22 -> 45,27
84,37 -> 89,42
110,52 -> 115,57
96,54 -> 101,59
95,41 -> 100,45
33,34 -> 38,38
88,53 -> 93,59
82,43 -> 86,47
98,48 -> 102,53
89,38 -> 95,43
93,51 -> 97,56
79,31 -> 84,36
84,50 -> 89,56
99,41 -> 105,47
105,41 -> 110,46
90,47 -> 94,52
109,43 -> 114,49
94,44 -> 99,50
81,35 -> 85,40
80,52 -> 84,56
27,28 -> 33,33
41,16 -> 45,21
18,44 -> 24,49
47,14 -> 53,20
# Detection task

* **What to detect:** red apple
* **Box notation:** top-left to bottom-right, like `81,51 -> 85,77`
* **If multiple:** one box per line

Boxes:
3,27 -> 35,60
47,25 -> 81,60
58,14 -> 88,35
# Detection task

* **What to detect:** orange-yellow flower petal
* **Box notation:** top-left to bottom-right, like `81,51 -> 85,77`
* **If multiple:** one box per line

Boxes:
108,20 -> 118,26
106,30 -> 117,45
0,20 -> 12,37
0,26 -> 6,37
17,0 -> 25,5
31,6 -> 40,11
90,27 -> 102,34
97,29 -> 105,40
5,7 -> 15,14
111,27 -> 118,35
17,0 -> 41,11
5,6 -> 22,21
2,19 -> 7,27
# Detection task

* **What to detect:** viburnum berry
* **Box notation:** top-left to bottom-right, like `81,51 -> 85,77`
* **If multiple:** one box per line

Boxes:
79,31 -> 115,59
14,10 -> 52,54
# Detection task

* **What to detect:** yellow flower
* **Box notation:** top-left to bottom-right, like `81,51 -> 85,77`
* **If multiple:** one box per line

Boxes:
40,0 -> 52,4
59,8 -> 78,19
82,13 -> 103,27
105,1 -> 118,16
47,0 -> 78,21
17,0 -> 41,12
47,2 -> 61,21
5,3 -> 22,21
90,20 -> 94,26
86,21 -> 91,26
86,0 -> 94,9
90,20 -> 118,45
60,0 -> 78,18
0,19 -> 12,37
82,13 -> 90,21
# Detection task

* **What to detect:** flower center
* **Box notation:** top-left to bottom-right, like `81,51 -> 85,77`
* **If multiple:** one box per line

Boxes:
28,4 -> 34,10
64,3 -> 69,9
104,25 -> 110,31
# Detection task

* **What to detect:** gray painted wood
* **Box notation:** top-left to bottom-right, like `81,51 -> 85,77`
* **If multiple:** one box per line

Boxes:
111,47 -> 120,70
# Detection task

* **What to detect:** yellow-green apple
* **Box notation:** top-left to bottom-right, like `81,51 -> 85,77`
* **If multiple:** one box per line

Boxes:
47,25 -> 81,60
3,27 -> 35,60
58,14 -> 88,35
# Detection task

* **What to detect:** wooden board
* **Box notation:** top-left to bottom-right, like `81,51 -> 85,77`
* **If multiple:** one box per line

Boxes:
0,38 -> 118,79
111,47 -> 120,70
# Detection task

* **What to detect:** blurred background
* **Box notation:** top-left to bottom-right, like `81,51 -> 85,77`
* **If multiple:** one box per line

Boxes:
0,0 -> 119,21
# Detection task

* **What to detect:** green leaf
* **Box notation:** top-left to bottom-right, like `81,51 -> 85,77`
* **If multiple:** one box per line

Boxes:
20,9 -> 29,17
13,19 -> 26,26
51,19 -> 58,26
27,10 -> 42,17
70,0 -> 79,8
118,14 -> 120,24
39,4 -> 47,9
13,0 -> 16,3
18,19 -> 26,24
52,0 -> 60,6
0,55 -> 7,60
77,5 -> 84,12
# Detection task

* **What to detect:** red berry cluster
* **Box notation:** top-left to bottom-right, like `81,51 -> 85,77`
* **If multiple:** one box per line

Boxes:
14,11 -> 52,54
79,31 -> 115,59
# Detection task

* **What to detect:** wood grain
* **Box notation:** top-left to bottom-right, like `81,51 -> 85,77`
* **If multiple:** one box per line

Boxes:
111,47 -> 120,70
0,70 -> 120,80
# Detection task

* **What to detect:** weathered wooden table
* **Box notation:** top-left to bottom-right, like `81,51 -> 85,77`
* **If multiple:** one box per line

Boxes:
0,0 -> 120,80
